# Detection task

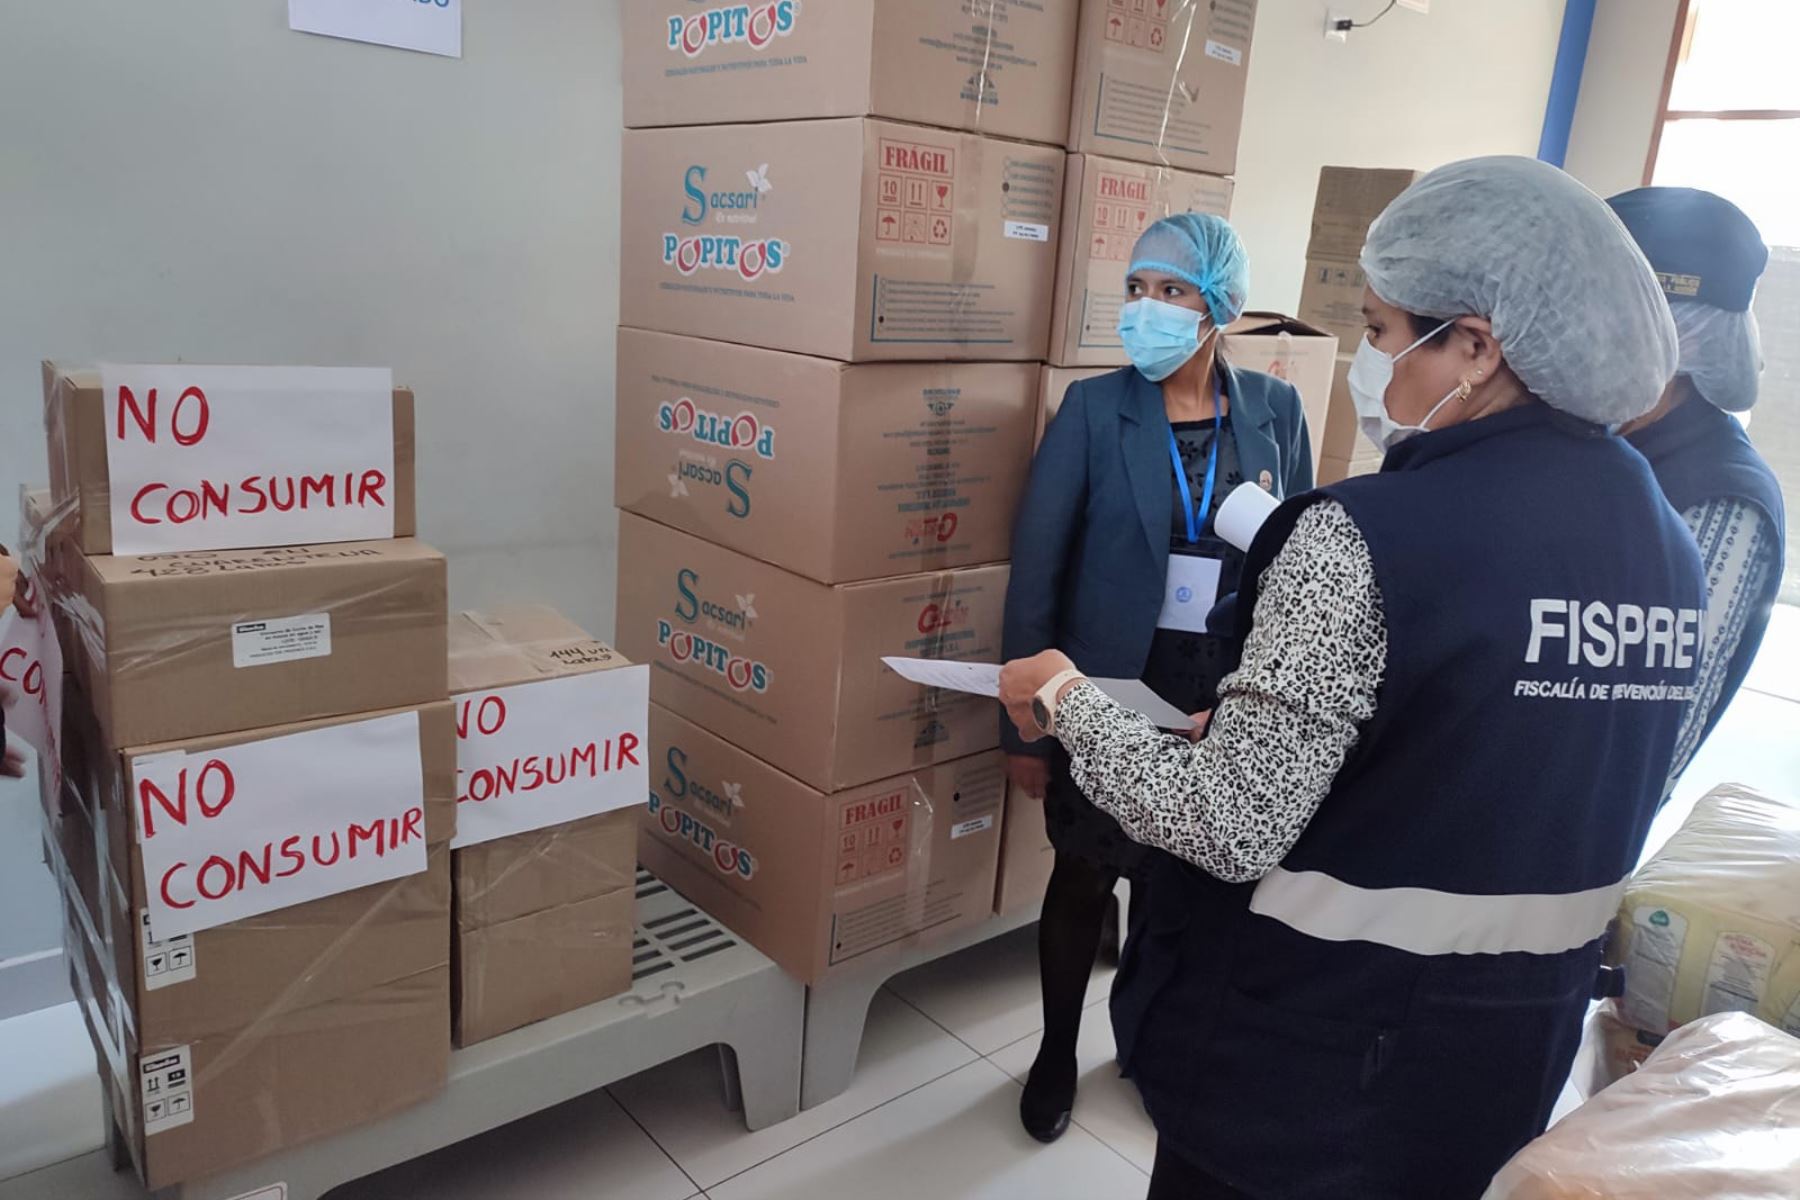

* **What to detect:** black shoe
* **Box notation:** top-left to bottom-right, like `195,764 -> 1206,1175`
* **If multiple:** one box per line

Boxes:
1019,1055 -> 1076,1144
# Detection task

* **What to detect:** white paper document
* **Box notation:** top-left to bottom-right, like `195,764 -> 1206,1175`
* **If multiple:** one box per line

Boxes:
452,666 -> 650,849
289,0 -> 463,58
1158,555 -> 1223,633
882,658 -> 1195,730
133,711 -> 427,940
100,363 -> 396,556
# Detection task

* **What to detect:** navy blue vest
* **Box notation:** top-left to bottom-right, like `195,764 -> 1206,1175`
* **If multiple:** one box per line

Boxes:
1627,397 -> 1786,752
1112,405 -> 1704,1198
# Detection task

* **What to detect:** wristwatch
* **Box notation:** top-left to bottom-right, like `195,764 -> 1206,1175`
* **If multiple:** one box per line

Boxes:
1031,669 -> 1087,735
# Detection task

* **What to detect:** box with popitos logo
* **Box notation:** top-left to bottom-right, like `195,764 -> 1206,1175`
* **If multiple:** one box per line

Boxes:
619,117 -> 1065,362
622,0 -> 1079,147
640,703 -> 1004,985
615,328 -> 1037,584
1068,0 -> 1257,175
615,513 -> 1008,792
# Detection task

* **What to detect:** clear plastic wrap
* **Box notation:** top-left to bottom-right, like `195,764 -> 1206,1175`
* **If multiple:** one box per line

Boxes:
1483,1012 -> 1800,1199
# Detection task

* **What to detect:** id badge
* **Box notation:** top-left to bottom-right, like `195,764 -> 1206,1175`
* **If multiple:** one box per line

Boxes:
1158,554 -> 1223,633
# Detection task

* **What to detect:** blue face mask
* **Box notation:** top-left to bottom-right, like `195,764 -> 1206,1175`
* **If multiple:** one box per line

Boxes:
1118,298 -> 1215,382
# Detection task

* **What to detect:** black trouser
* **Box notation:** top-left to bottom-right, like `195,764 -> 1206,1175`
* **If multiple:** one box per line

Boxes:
1148,1141 -> 1255,1199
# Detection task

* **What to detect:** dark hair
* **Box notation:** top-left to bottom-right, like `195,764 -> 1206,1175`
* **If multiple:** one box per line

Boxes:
1404,312 -> 1456,347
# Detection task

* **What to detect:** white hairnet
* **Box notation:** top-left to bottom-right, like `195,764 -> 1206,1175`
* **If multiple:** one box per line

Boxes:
1672,298 -> 1763,412
1129,213 -> 1250,326
1360,156 -> 1678,425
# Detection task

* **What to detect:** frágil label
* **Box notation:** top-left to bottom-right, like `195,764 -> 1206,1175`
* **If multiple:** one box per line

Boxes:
666,1 -> 797,59
100,364 -> 396,556
133,711 -> 426,940
452,667 -> 649,849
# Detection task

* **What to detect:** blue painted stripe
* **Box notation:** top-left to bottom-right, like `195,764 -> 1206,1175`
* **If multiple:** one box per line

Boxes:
1539,0 -> 1597,168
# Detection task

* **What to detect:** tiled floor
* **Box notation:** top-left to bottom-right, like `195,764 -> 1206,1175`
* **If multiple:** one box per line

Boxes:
3,624 -> 1796,1200
330,928 -> 1140,1200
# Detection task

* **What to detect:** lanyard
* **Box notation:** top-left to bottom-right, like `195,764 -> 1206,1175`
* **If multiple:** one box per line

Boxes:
1168,378 -> 1224,545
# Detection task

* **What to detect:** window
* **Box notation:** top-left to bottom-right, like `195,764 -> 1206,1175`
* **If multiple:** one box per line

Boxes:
1648,0 -> 1800,603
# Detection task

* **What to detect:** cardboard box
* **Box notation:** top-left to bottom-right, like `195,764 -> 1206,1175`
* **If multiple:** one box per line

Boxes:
1048,153 -> 1234,367
1223,314 -> 1339,473
615,513 -> 1008,791
42,363 -> 417,557
49,709 -> 455,1191
615,329 -> 1037,583
1037,365 -> 1116,447
622,0 -> 1080,146
448,606 -> 641,1045
642,705 -> 1003,985
1306,166 -> 1422,262
995,784 -> 1055,915
1296,168 -> 1421,347
1067,0 -> 1258,174
61,538 -> 447,748
1296,256 -> 1372,349
454,886 -> 633,1047
619,118 -> 1065,362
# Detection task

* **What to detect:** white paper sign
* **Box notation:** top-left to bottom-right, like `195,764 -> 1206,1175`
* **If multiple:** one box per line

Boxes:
100,364 -> 396,557
133,711 -> 426,940
0,594 -> 65,776
289,0 -> 463,59
452,666 -> 650,849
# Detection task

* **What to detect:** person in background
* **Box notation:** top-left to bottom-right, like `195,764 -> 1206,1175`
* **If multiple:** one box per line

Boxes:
1001,213 -> 1313,1143
999,157 -> 1704,1198
1608,187 -> 1786,797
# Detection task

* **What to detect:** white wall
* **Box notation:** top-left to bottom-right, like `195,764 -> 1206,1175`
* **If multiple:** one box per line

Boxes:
1233,0 -> 1567,316
0,0 -> 621,1007
1563,0 -> 1681,196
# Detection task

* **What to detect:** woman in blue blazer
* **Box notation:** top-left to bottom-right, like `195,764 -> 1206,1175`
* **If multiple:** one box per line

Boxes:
1003,214 -> 1314,1142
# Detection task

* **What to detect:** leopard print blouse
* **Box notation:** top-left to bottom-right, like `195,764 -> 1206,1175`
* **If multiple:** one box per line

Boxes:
1054,500 -> 1389,883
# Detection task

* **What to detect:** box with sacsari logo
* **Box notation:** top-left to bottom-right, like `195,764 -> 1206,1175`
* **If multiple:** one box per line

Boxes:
619,117 -> 1065,362
614,327 -> 1037,583
640,704 -> 1004,985
621,0 -> 1080,147
614,512 -> 1009,792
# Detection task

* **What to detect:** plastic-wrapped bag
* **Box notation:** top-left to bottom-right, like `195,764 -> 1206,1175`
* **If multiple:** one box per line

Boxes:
1484,1012 -> 1800,1199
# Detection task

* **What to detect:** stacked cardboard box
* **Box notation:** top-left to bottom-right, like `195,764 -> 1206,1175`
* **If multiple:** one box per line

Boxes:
1294,166 -> 1422,484
617,1 -> 1096,975
447,605 -> 646,1046
33,364 -> 453,1189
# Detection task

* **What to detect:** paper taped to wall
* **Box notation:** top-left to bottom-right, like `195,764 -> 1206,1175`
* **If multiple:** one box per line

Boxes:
882,658 -> 1196,729
289,0 -> 463,59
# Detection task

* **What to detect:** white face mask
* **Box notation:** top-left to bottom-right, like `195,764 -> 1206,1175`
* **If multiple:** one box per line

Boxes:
1346,318 -> 1462,453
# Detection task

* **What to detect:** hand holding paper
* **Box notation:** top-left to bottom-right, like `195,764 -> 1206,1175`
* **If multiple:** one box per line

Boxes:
883,656 -> 1195,731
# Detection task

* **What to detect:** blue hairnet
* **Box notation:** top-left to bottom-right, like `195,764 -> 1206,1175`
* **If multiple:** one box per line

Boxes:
1361,156 -> 1678,425
1128,213 -> 1250,326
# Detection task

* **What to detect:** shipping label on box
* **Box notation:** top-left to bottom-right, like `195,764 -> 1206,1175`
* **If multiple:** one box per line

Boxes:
97,365 -> 396,556
624,0 -> 1078,146
1049,153 -> 1235,366
615,329 -> 1035,583
621,119 -> 1063,362
133,711 -> 428,940
452,667 -> 650,849
1069,0 -> 1257,174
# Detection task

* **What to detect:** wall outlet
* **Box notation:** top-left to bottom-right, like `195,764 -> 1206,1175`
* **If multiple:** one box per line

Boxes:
1324,10 -> 1351,42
